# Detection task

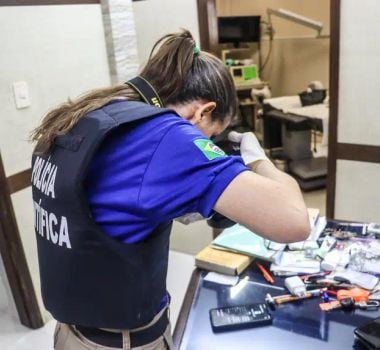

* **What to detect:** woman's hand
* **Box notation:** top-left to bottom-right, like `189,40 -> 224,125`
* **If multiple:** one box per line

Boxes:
228,131 -> 269,166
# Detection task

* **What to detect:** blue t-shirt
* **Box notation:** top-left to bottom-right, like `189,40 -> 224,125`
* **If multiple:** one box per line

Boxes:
84,106 -> 248,243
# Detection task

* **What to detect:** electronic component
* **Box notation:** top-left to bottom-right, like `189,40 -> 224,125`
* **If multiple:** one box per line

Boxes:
321,249 -> 350,271
229,65 -> 259,84
209,303 -> 272,332
367,222 -> 380,237
333,270 -> 379,290
316,236 -> 336,260
284,276 -> 306,296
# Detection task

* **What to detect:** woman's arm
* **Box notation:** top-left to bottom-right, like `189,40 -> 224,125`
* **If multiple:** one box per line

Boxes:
214,132 -> 310,243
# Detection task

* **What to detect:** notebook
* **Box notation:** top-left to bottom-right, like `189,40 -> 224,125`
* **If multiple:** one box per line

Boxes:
211,224 -> 281,262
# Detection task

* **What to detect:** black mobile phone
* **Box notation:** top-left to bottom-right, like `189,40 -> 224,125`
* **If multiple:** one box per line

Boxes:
209,303 -> 272,333
354,317 -> 380,350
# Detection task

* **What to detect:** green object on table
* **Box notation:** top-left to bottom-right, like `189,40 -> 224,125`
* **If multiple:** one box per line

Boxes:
243,65 -> 257,80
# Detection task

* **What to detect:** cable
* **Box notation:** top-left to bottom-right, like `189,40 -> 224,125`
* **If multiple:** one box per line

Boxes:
257,36 -> 262,72
260,38 -> 273,74
259,20 -> 274,74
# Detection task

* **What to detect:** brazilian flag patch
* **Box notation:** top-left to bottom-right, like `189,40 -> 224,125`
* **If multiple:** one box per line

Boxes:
193,139 -> 226,160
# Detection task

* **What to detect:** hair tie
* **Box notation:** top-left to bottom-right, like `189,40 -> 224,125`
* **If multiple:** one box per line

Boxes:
193,46 -> 200,56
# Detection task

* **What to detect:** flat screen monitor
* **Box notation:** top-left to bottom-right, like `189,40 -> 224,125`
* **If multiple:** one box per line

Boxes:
218,16 -> 261,47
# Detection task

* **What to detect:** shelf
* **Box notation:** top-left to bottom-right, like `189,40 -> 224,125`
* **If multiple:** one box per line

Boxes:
235,81 -> 269,91
239,101 -> 256,106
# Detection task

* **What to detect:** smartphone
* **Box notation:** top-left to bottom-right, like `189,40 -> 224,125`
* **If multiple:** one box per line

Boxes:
354,317 -> 380,349
209,303 -> 272,333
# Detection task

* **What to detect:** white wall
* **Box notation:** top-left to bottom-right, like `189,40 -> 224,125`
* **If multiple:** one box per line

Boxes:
334,0 -> 380,222
338,0 -> 380,146
132,0 -> 200,67
335,160 -> 380,222
0,4 -> 111,321
0,5 -> 111,174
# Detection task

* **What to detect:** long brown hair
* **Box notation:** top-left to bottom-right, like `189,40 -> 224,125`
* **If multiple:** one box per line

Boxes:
31,29 -> 238,154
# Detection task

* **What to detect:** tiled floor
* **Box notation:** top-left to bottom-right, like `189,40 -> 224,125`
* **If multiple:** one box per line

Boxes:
0,251 -> 194,350
0,318 -> 56,350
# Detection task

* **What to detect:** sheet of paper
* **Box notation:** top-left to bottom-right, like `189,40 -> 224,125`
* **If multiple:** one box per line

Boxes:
276,251 -> 320,268
332,269 -> 379,290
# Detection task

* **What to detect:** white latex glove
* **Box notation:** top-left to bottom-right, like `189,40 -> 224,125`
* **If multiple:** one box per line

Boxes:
228,131 -> 269,166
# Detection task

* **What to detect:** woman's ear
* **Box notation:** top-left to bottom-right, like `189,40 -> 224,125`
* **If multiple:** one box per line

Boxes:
194,101 -> 216,124
177,100 -> 216,125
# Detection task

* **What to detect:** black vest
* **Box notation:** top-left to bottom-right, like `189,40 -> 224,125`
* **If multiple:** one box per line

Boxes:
31,101 -> 174,328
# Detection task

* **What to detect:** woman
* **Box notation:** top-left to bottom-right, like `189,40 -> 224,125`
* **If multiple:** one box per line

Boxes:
31,29 -> 309,350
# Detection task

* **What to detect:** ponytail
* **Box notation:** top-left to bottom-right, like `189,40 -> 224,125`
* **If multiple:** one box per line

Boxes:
140,30 -> 196,105
141,30 -> 238,121
141,29 -> 238,122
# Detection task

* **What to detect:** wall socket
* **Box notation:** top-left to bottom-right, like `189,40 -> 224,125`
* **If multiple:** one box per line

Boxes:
12,81 -> 31,109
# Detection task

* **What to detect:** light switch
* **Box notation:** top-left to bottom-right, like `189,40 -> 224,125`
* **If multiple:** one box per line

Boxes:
12,81 -> 31,109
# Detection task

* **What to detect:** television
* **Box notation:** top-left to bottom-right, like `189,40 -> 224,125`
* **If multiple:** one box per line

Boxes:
218,16 -> 261,47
